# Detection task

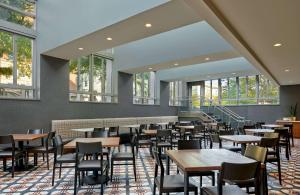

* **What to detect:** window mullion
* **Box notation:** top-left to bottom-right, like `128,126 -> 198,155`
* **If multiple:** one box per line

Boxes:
12,34 -> 17,85
89,55 -> 93,101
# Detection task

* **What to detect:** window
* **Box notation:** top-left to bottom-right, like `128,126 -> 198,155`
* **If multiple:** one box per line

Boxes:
191,85 -> 201,109
204,80 -> 211,105
169,81 -> 182,106
0,0 -> 36,29
203,75 -> 279,106
133,71 -> 156,105
0,30 -> 35,99
69,54 -> 115,103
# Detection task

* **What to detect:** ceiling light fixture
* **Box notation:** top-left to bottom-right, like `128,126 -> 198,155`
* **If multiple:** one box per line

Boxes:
284,69 -> 290,72
205,57 -> 210,61
78,47 -> 84,50
149,67 -> 153,70
145,23 -> 152,28
273,43 -> 282,47
232,72 -> 236,75
106,37 -> 112,41
174,63 -> 179,66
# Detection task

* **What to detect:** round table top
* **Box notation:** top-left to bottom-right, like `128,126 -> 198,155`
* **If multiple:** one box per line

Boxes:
71,128 -> 95,132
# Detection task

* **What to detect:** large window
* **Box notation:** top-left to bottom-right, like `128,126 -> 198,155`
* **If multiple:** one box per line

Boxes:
69,54 -> 114,103
204,75 -> 279,106
0,30 -> 35,99
0,0 -> 36,29
169,81 -> 182,106
133,71 -> 156,105
191,85 -> 201,109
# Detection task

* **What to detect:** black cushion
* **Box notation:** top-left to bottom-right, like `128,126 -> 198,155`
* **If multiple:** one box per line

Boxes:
112,152 -> 133,160
78,160 -> 108,170
155,175 -> 197,191
56,153 -> 76,163
202,185 -> 248,195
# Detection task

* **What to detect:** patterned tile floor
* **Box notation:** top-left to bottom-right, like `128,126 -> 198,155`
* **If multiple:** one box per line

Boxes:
1,140 -> 300,194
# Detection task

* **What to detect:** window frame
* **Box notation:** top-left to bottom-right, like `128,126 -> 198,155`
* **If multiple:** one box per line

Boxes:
0,29 -> 37,100
69,54 -> 115,103
169,80 -> 182,106
133,71 -> 157,105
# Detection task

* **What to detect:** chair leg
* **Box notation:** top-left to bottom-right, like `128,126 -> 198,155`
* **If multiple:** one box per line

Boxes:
200,176 -> 202,187
212,173 -> 215,186
74,170 -> 78,195
133,159 -> 137,181
11,157 -> 15,178
42,153 -> 45,161
153,182 -> 156,195
3,158 -> 7,171
278,160 -> 282,185
52,164 -> 56,186
59,163 -> 62,178
194,188 -> 198,195
110,160 -> 113,181
46,152 -> 50,170
101,181 -> 104,195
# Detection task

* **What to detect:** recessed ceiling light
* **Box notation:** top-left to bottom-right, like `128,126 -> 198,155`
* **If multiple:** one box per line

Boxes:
232,72 -> 236,75
284,69 -> 290,72
205,57 -> 210,61
273,43 -> 282,47
78,47 -> 83,50
174,63 -> 179,66
145,23 -> 152,28
106,37 -> 112,41
148,67 -> 153,70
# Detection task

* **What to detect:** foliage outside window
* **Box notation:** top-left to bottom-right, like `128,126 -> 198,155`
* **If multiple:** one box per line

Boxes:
204,75 -> 279,106
204,80 -> 211,106
0,0 -> 35,29
169,81 -> 182,106
0,30 -> 35,99
133,71 -> 157,105
191,85 -> 201,109
69,54 -> 115,103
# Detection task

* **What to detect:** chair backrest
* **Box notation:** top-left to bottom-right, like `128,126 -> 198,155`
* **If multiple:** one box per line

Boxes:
0,135 -> 14,146
149,124 -> 161,130
260,137 -> 279,148
255,122 -> 265,129
178,140 -> 201,150
219,162 -> 260,194
45,131 -> 56,148
152,150 -> 165,188
244,145 -> 267,163
75,142 -> 104,170
53,135 -> 64,156
92,129 -> 107,138
156,129 -> 172,141
263,132 -> 279,138
27,129 -> 44,134
274,128 -> 289,138
108,126 -> 119,137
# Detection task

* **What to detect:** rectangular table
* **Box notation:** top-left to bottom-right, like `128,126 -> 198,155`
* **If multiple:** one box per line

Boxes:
71,128 -> 94,138
245,128 -> 274,135
12,134 -> 48,170
167,149 -> 256,195
64,137 -> 120,149
262,124 -> 284,129
219,135 -> 262,154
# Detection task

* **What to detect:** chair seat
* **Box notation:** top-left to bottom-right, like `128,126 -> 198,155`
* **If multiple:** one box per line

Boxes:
155,175 -> 197,191
222,146 -> 241,152
112,152 -> 133,160
202,185 -> 248,195
78,160 -> 108,170
138,140 -> 152,145
157,142 -> 172,148
56,153 -> 76,163
27,146 -> 55,153
0,150 -> 23,157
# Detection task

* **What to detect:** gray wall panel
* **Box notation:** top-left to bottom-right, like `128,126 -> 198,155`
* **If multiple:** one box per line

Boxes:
0,56 -> 177,134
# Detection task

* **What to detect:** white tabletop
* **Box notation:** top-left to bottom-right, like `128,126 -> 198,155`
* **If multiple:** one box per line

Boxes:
156,122 -> 169,125
71,128 -> 94,132
120,124 -> 140,128
245,128 -> 274,133
262,124 -> 284,128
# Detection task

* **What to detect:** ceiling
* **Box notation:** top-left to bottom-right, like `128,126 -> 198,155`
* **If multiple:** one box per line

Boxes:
43,0 -> 202,60
42,0 -> 300,85
196,0 -> 300,85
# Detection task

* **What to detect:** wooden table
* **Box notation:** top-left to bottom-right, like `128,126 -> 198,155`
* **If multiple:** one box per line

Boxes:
64,137 -> 120,149
277,120 -> 300,138
120,124 -> 140,137
219,135 -> 262,154
262,124 -> 284,129
167,149 -> 256,195
71,128 -> 94,138
245,128 -> 274,135
12,134 -> 48,171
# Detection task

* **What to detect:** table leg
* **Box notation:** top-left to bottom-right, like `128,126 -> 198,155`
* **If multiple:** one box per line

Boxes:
241,143 -> 246,154
84,132 -> 88,138
184,172 -> 189,195
129,128 -> 133,138
167,155 -> 170,175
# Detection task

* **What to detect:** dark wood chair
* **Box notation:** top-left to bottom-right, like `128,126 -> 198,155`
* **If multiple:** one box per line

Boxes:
52,135 -> 76,186
201,161 -> 261,195
91,130 -> 110,164
74,141 -> 109,195
178,140 -> 215,187
274,128 -> 291,160
152,150 -> 198,195
135,128 -> 152,156
283,123 -> 294,146
111,136 -> 136,181
260,133 -> 282,185
108,126 -> 119,137
0,135 -> 25,177
27,131 -> 56,169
